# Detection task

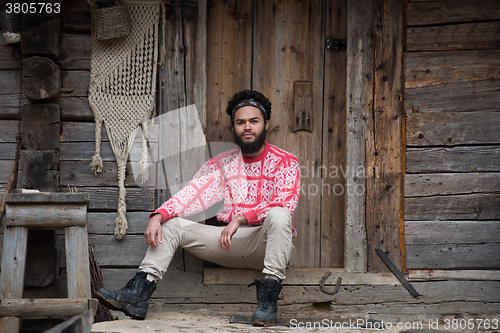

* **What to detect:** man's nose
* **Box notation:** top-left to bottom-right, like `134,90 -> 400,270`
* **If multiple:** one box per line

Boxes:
244,121 -> 252,130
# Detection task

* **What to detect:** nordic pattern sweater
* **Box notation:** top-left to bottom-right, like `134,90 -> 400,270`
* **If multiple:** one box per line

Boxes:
151,142 -> 300,236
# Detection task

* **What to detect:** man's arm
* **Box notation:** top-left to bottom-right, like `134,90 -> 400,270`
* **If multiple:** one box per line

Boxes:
218,214 -> 247,251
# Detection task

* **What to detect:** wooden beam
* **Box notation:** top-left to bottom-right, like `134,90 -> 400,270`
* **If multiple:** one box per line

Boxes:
407,1 -> 500,26
407,21 -> 500,51
204,268 -> 401,285
365,0 -> 404,272
0,298 -> 97,317
6,204 -> 87,228
406,111 -> 500,146
405,173 -> 500,197
65,226 -> 92,298
406,146 -> 500,173
409,270 -> 500,282
344,0 -> 372,273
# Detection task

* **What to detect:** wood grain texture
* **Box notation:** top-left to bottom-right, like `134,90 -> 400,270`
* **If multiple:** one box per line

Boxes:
406,146 -> 500,173
65,226 -> 91,298
407,21 -> 500,51
320,0 -> 347,268
60,160 -> 155,188
404,79 -> 500,113
405,220 -> 500,244
206,0 -> 253,144
406,111 -> 500,146
407,0 -> 500,26
204,268 -> 400,285
57,186 -> 155,212
405,193 -> 500,220
404,50 -> 500,89
409,269 -> 500,281
0,298 -> 94,317
344,0 -> 372,272
405,172 -> 500,197
59,33 -> 91,70
406,243 -> 500,269
252,0 -> 325,269
0,71 -> 21,119
366,0 -> 404,272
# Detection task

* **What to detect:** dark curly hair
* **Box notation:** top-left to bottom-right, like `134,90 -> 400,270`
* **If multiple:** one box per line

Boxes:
225,90 -> 272,125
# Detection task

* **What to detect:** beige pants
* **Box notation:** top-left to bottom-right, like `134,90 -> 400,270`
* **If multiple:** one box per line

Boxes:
139,207 -> 293,282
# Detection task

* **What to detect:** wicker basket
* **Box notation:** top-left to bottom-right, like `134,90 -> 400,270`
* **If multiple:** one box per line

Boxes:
91,0 -> 131,40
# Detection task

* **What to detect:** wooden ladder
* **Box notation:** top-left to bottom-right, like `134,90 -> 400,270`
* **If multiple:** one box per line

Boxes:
0,193 -> 97,332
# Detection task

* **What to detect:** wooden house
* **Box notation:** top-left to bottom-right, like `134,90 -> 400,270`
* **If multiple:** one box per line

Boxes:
0,0 -> 499,328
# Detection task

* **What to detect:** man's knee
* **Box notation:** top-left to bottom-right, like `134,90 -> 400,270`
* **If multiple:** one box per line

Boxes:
265,207 -> 292,230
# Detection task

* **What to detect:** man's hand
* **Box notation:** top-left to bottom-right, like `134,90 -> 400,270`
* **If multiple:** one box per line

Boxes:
218,214 -> 248,251
144,213 -> 163,248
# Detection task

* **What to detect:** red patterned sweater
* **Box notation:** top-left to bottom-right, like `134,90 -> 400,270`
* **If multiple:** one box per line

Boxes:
151,142 -> 301,236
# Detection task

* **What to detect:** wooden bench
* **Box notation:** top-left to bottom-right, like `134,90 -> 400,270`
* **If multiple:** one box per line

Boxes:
0,193 -> 97,332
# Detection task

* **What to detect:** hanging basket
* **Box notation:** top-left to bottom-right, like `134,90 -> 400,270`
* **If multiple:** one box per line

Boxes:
90,0 -> 131,40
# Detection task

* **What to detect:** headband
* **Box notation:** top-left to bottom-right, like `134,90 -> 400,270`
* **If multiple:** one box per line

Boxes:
231,99 -> 267,119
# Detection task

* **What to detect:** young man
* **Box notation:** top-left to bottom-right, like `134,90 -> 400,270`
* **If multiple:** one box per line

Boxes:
96,90 -> 301,326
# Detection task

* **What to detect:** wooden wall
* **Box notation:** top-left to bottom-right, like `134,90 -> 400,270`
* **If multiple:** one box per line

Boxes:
404,0 -> 500,269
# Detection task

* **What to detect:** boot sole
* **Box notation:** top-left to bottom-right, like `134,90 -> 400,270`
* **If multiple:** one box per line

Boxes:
95,289 -> 148,320
252,318 -> 276,327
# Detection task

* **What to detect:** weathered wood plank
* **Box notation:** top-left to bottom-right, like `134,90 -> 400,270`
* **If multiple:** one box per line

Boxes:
320,0 -> 347,268
60,71 -> 90,97
18,150 -> 59,191
406,21 -> 500,51
0,143 -> 17,159
0,39 -> 22,70
58,33 -> 91,70
404,79 -> 500,113
87,212 -> 150,234
404,50 -> 500,89
65,226 -> 91,298
405,173 -> 500,197
60,160 -> 155,188
409,269 -> 500,282
21,103 -> 60,150
366,0 -> 403,273
61,121 -> 158,142
60,142 -> 159,162
6,204 -> 87,228
406,243 -> 500,269
407,1 -> 500,26
61,0 -> 91,33
58,186 -> 155,211
0,298 -> 94,317
406,146 -> 500,173
103,268 -> 500,304
0,160 -> 15,180
22,56 -> 61,101
0,71 -> 21,119
405,221 -> 500,244
85,234 -> 148,267
406,111 -> 500,146
344,0 -> 372,273
405,193 -> 500,220
59,97 -> 93,121
252,0 -> 325,269
204,268 -> 400,285
0,121 -> 19,142
206,0 -> 253,144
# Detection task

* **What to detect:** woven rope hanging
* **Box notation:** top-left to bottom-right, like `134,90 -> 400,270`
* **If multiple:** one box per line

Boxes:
88,0 -> 166,239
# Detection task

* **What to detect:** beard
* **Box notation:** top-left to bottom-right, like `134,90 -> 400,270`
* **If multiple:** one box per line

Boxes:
233,127 -> 267,155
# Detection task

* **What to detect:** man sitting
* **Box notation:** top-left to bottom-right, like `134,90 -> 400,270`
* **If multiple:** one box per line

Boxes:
96,90 -> 301,326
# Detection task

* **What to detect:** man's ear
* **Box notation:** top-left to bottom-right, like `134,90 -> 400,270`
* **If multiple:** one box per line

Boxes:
265,120 -> 269,130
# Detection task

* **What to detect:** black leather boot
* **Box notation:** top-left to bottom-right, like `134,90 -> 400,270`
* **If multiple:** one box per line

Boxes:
248,278 -> 283,326
95,271 -> 157,320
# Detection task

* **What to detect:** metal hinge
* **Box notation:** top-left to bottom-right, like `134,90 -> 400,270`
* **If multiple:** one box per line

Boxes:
325,38 -> 346,50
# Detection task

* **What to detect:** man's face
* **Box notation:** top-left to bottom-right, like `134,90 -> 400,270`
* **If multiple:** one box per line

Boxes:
232,106 -> 269,155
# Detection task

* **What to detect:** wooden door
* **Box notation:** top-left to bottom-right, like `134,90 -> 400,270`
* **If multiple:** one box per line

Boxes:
206,0 -> 347,268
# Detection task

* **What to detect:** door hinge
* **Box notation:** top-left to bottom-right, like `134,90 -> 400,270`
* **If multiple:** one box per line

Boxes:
325,39 -> 346,50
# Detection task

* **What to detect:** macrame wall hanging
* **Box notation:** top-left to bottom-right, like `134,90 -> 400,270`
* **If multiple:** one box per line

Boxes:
87,0 -> 166,239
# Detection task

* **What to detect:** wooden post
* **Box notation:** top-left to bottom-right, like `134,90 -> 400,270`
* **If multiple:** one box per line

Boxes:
344,0 -> 373,272
65,225 -> 92,298
0,226 -> 29,332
